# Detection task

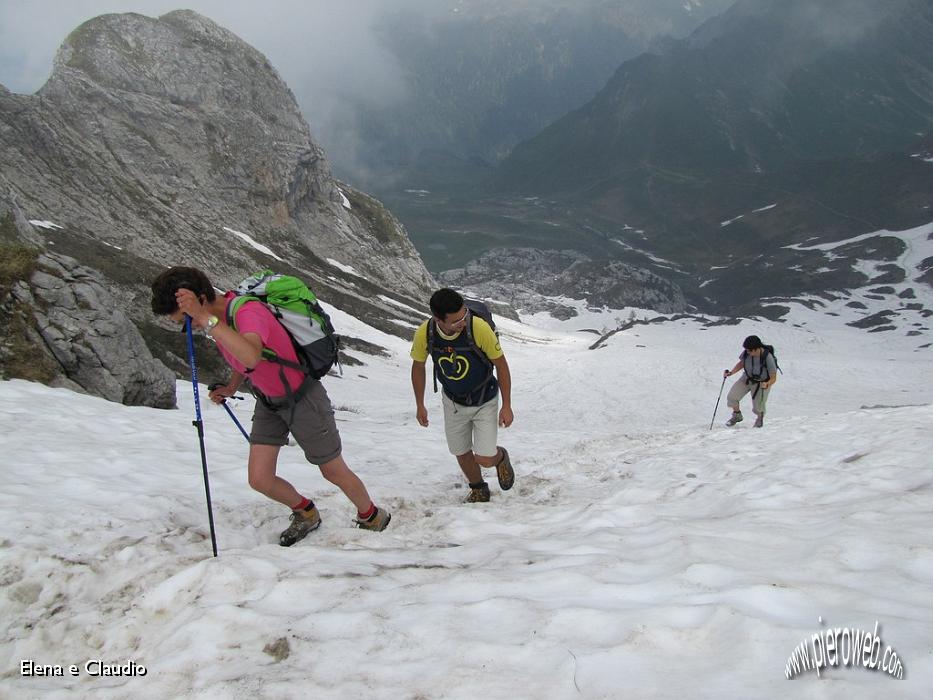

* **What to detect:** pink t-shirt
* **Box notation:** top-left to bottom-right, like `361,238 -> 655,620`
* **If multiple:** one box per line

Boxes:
217,292 -> 305,398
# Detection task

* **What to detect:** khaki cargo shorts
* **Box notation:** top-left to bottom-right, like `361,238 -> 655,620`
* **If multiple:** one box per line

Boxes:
250,380 -> 342,465
442,393 -> 499,457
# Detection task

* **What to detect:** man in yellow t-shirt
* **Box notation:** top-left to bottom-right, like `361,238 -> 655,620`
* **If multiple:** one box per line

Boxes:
410,288 -> 514,503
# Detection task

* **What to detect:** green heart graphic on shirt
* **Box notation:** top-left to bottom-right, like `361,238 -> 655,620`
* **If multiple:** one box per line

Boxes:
438,353 -> 470,381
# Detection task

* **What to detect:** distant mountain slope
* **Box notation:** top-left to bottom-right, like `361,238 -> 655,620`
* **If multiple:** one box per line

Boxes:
487,0 -> 933,314
498,0 -> 933,187
334,0 -> 735,186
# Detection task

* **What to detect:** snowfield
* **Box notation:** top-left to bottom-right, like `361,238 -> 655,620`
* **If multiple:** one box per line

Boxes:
2,298 -> 932,699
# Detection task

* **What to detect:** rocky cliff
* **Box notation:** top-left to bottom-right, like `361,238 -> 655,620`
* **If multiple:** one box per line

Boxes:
0,244 -> 176,407
0,11 -> 436,406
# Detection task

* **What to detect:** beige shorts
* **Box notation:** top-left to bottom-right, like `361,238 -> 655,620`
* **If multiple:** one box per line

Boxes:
250,380 -> 342,465
442,393 -> 499,457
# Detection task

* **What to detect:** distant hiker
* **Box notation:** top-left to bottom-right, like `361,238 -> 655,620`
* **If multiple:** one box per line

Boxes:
410,288 -> 515,503
150,266 -> 390,545
723,334 -> 778,428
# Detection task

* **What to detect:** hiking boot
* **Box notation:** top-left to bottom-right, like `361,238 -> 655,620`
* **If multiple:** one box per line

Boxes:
356,507 -> 391,532
279,504 -> 321,547
465,482 -> 491,503
754,415 -> 764,428
494,446 -> 514,491
725,412 -> 744,427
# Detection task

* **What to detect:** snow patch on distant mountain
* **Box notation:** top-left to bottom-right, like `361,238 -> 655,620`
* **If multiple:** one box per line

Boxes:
722,202 -> 780,227
28,219 -> 63,230
327,258 -> 363,277
222,226 -> 283,262
337,188 -> 352,209
785,222 -> 933,279
758,221 -> 933,341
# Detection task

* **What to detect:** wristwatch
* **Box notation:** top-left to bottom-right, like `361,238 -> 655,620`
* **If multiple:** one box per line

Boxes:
204,315 -> 220,335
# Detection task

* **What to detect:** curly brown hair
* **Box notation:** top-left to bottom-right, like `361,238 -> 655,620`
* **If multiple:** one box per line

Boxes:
150,266 -> 217,315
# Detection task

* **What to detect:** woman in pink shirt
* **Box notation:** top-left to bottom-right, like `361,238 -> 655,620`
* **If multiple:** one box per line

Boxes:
151,267 -> 390,545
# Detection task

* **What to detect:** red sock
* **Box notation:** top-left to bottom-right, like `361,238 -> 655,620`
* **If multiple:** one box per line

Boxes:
358,503 -> 376,520
291,497 -> 311,511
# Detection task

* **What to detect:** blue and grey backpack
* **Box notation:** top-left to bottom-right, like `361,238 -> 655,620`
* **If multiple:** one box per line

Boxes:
426,299 -> 498,402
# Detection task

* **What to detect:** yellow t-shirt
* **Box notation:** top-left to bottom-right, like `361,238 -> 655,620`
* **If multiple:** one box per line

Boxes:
410,316 -> 503,362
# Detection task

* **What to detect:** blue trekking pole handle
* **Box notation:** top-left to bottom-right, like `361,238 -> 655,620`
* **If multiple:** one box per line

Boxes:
185,316 -> 219,557
208,382 -> 250,443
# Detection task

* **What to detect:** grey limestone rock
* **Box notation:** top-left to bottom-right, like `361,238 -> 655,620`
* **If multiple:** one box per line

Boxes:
6,251 -> 176,408
440,248 -> 688,318
0,10 -> 436,405
34,9 -> 432,295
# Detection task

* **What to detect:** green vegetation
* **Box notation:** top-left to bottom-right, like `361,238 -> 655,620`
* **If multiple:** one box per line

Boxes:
379,191 -> 613,272
345,189 -> 398,244
0,241 -> 58,383
0,311 -> 59,383
46,228 -> 164,286
0,211 -> 19,244
0,241 -> 39,300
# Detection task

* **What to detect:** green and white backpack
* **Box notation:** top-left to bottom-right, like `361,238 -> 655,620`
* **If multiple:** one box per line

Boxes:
226,270 -> 340,380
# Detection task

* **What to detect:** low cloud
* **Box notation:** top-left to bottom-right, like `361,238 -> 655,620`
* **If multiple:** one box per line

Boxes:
0,0 -> 432,171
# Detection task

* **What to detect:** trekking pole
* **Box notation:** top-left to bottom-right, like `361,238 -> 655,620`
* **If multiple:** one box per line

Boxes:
185,316 -> 218,557
208,382 -> 250,443
709,374 -> 727,431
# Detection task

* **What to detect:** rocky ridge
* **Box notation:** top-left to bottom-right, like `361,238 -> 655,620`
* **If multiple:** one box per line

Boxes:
439,248 -> 688,318
0,11 -> 436,406
1,248 -> 176,407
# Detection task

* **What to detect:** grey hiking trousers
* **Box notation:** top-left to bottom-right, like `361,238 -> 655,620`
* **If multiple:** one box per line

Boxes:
727,377 -> 771,416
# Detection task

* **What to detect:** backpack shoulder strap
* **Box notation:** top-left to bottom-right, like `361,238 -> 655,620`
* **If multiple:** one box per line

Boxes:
465,312 -> 493,369
426,318 -> 436,356
225,294 -> 261,331
426,318 -> 439,394
765,346 -> 782,374
224,295 -> 304,373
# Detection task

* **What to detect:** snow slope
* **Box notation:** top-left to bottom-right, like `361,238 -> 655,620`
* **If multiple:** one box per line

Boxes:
1,302 -> 932,699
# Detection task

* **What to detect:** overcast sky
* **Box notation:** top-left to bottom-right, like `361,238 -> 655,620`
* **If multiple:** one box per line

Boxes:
1,1 -> 408,90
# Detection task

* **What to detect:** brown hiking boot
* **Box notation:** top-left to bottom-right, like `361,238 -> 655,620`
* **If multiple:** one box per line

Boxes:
356,507 -> 391,532
725,411 -> 743,427
279,504 -> 321,547
494,446 -> 514,490
754,415 -> 764,428
465,482 -> 491,503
